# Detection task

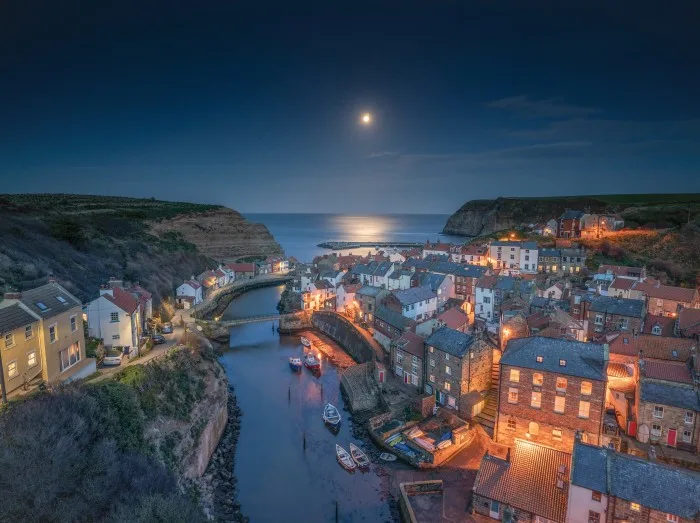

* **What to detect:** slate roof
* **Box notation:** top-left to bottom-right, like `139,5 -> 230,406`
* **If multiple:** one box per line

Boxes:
425,327 -> 474,358
589,296 -> 645,318
474,439 -> 571,523
454,265 -> 488,278
375,306 -> 415,331
572,441 -> 700,519
403,258 -> 432,271
640,381 -> 700,411
19,283 -> 82,319
643,360 -> 693,384
415,272 -> 446,292
539,248 -> 561,257
560,210 -> 584,220
495,276 -> 515,291
502,337 -> 607,381
355,285 -> 384,297
491,241 -> 538,249
0,303 -> 39,335
426,261 -> 462,275
609,334 -> 694,361
388,269 -> 412,280
393,286 -> 436,305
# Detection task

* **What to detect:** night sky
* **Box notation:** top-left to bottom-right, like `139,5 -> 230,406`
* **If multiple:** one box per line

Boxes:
1,1 -> 699,213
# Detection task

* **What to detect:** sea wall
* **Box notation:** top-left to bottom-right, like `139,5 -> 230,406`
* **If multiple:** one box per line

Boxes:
311,311 -> 375,363
197,275 -> 293,319
340,362 -> 379,411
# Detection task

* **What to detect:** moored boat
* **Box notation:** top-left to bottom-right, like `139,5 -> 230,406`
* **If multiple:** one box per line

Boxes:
288,357 -> 302,372
349,443 -> 370,469
322,403 -> 341,428
336,444 -> 356,472
300,336 -> 311,347
379,452 -> 397,462
304,353 -> 321,371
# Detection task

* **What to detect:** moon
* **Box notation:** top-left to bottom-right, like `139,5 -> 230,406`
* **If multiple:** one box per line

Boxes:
361,112 -> 372,125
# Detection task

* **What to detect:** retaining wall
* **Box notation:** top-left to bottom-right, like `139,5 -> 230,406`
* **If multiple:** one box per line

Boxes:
311,311 -> 375,363
399,481 -> 444,523
340,362 -> 380,411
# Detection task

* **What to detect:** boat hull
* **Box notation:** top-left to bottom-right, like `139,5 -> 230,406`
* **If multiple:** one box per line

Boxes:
289,362 -> 302,372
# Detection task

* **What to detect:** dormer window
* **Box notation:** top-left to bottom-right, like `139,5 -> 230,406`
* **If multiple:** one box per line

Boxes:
559,359 -> 567,367
651,325 -> 662,336
536,356 -> 543,363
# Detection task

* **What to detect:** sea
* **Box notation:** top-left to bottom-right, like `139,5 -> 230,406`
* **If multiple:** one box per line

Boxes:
244,213 -> 463,262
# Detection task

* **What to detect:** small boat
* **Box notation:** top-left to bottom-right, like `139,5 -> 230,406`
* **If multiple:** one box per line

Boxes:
288,357 -> 302,372
349,443 -> 370,469
300,336 -> 311,347
336,444 -> 356,472
322,403 -> 341,428
304,353 -> 321,371
379,452 -> 397,462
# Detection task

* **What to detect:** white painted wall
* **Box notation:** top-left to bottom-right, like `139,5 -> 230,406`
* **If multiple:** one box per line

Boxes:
401,296 -> 437,321
566,484 -> 608,523
176,283 -> 203,304
475,286 -> 494,320
86,295 -> 138,348
519,246 -> 538,273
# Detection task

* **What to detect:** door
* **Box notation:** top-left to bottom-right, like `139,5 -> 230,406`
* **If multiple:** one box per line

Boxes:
378,370 -> 385,383
667,428 -> 677,447
489,500 -> 500,519
404,372 -> 410,384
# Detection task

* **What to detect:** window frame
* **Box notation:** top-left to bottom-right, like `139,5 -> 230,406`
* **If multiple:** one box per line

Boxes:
110,312 -> 120,322
531,391 -> 542,409
49,323 -> 58,344
25,324 -> 34,339
554,395 -> 566,414
578,400 -> 590,419
509,369 -> 520,383
532,372 -> 543,386
556,377 -> 567,392
7,359 -> 18,379
27,350 -> 37,368
507,387 -> 518,404
580,381 -> 593,395
653,405 -> 664,419
70,315 -> 77,332
4,332 -> 14,348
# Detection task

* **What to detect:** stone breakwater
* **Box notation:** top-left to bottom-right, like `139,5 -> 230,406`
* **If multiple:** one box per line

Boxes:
195,385 -> 246,522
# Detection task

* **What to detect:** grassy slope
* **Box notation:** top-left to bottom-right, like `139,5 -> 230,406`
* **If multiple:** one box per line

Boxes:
0,194 -> 220,303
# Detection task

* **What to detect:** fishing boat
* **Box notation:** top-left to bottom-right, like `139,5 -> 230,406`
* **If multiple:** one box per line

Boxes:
336,444 -> 356,472
288,357 -> 302,372
300,336 -> 311,347
304,353 -> 321,371
349,443 -> 370,469
322,403 -> 341,428
379,452 -> 397,462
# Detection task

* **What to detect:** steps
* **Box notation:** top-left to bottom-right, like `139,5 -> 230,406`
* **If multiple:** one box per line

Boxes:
474,363 -> 501,438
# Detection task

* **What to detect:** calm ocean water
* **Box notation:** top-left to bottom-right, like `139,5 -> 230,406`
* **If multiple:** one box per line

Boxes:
245,213 -> 463,261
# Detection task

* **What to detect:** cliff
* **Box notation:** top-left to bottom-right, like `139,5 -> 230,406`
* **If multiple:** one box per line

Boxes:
0,194 -> 282,304
443,194 -> 700,236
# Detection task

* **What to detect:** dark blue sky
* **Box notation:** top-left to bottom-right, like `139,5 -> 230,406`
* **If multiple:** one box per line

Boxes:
1,1 -> 699,213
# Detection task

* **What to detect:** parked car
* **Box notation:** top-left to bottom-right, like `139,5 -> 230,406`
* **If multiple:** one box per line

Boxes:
152,334 -> 166,345
162,322 -> 173,334
103,348 -> 124,366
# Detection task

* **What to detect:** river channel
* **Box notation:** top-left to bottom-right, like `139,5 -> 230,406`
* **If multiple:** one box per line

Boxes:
219,284 -> 397,522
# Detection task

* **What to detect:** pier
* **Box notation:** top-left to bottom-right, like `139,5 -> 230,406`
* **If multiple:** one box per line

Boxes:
317,240 -> 422,250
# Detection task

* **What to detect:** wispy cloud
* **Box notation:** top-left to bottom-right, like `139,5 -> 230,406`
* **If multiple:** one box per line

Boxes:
367,151 -> 399,158
488,95 -> 602,119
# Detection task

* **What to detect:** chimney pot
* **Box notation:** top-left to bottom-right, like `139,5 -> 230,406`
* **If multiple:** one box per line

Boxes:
3,291 -> 22,300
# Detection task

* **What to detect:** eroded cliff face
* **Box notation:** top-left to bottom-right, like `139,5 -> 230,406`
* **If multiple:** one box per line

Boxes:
149,208 -> 284,262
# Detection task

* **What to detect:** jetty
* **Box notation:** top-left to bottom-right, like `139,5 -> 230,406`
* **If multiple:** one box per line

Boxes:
317,240 -> 422,250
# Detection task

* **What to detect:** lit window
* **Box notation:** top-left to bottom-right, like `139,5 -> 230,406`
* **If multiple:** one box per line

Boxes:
429,346 -> 434,353
654,405 -> 664,419
552,429 -> 562,441
531,391 -> 542,408
555,396 -> 566,413
581,381 -> 592,395
444,382 -> 451,392
27,351 -> 37,367
7,360 -> 18,378
591,491 -> 602,502
579,401 -> 590,419
559,359 -> 567,367
110,312 -> 119,322
651,424 -> 662,438
4,333 -> 14,348
528,422 -> 539,436
509,369 -> 520,382
532,373 -> 543,386
536,356 -> 543,363
556,377 -> 567,392
508,387 -> 518,404
507,418 -> 516,431
667,515 -> 679,523
49,324 -> 57,343
445,365 -> 451,375
589,511 -> 601,523
25,325 -> 33,339
630,502 -> 640,512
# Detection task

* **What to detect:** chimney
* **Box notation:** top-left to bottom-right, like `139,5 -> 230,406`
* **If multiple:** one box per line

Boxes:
505,447 -> 511,462
603,343 -> 609,362
108,276 -> 123,289
99,284 -> 113,297
3,291 -> 22,300
47,274 -> 57,284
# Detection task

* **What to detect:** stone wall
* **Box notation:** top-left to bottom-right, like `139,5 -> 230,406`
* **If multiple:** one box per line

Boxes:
312,311 -> 375,363
399,481 -> 443,523
607,497 -> 694,523
186,398 -> 229,478
414,394 -> 436,418
340,362 -> 380,411
637,390 -> 699,451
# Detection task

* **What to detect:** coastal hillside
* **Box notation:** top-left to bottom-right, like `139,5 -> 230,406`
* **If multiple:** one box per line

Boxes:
0,194 -> 282,304
442,194 -> 700,236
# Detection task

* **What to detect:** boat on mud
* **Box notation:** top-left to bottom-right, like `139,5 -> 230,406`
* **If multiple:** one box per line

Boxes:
288,357 -> 302,372
322,403 -> 341,428
300,336 -> 311,347
349,443 -> 370,469
304,353 -> 321,371
336,444 -> 356,472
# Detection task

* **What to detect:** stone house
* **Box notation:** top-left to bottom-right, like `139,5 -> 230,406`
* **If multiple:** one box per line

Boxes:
593,264 -> 645,293
354,285 -> 388,323
538,248 -> 562,273
608,277 -> 636,298
496,337 -> 608,452
609,334 -> 696,365
373,306 -> 416,352
450,243 -> 488,265
383,286 -> 437,322
473,439 -> 572,523
629,281 -> 700,317
391,330 -> 424,389
587,296 -> 646,339
424,327 -> 492,418
635,359 -> 700,452
677,307 -> 700,339
642,314 -> 676,336
560,246 -> 587,275
568,438 -> 700,523
0,283 -> 95,396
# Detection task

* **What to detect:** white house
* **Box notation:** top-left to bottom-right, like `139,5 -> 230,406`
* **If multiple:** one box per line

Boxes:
389,286 -> 437,322
352,261 -> 396,288
336,283 -> 360,314
422,241 -> 451,259
176,280 -> 203,307
387,269 -> 413,290
488,241 -> 538,273
321,269 -> 346,288
87,286 -> 141,355
414,272 -> 455,309
383,249 -> 407,264
475,275 -> 497,321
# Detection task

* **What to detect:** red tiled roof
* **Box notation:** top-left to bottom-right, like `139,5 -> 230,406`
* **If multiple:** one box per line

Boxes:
632,282 -> 698,303
609,278 -> 635,290
607,362 -> 633,378
104,287 -> 138,314
678,307 -> 700,334
474,439 -> 571,523
341,283 -> 362,293
214,269 -> 225,278
527,311 -> 549,329
424,241 -> 451,251
437,307 -> 468,330
609,334 -> 695,361
226,263 -> 255,272
395,331 -> 424,359
641,315 -> 676,337
183,279 -> 201,289
461,244 -> 487,255
597,264 -> 643,277
476,275 -> 498,290
643,360 -> 694,384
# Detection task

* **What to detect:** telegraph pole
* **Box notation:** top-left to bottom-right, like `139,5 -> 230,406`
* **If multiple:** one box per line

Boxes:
0,350 -> 8,405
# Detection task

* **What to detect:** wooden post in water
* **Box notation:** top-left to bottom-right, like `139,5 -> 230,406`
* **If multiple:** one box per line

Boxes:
303,432 -> 306,452
335,500 -> 339,522
288,386 -> 291,403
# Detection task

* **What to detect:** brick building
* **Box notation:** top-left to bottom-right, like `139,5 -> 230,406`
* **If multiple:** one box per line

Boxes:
677,307 -> 700,339
560,246 -> 587,275
496,337 -> 608,452
538,248 -> 562,273
635,359 -> 700,452
424,327 -> 492,418
629,281 -> 700,317
373,306 -> 416,352
354,285 -> 388,323
391,330 -> 424,390
473,439 -> 571,523
452,264 -> 489,305
587,296 -> 646,339
558,210 -> 584,238
568,438 -> 700,523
